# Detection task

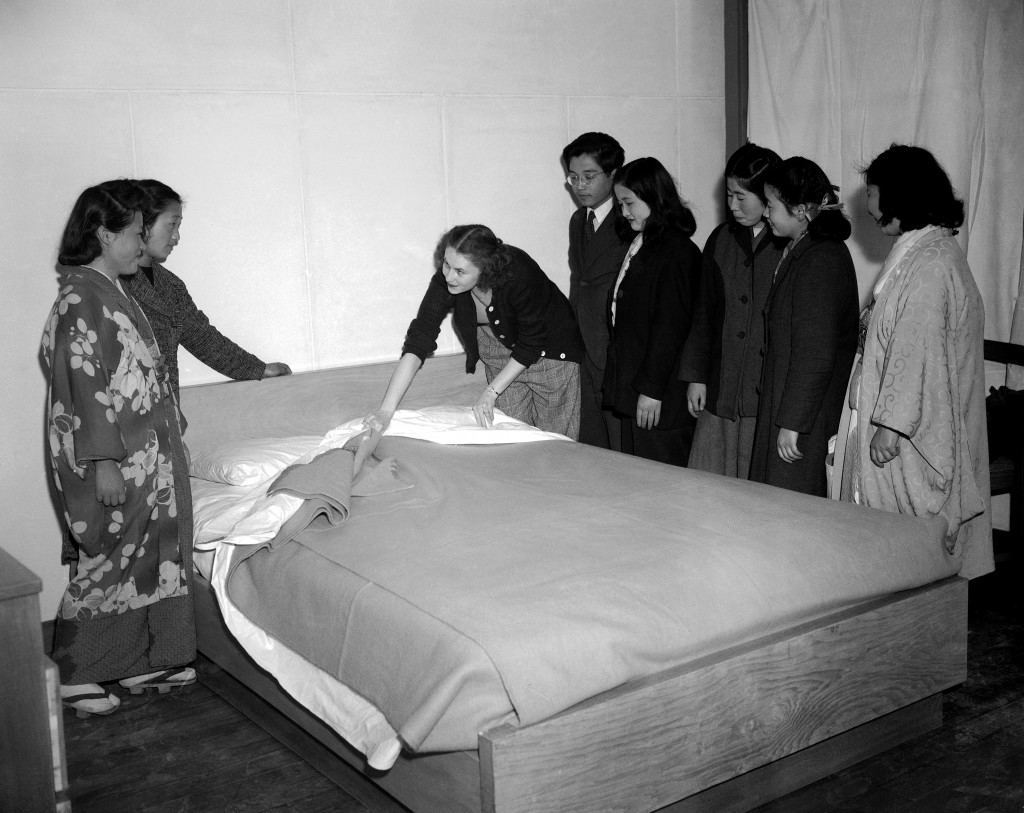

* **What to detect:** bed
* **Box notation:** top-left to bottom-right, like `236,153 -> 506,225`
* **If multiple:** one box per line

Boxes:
180,354 -> 968,813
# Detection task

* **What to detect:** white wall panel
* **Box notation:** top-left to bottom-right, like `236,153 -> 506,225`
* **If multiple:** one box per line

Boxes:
444,95 -> 569,291
298,94 -> 451,366
0,0 -> 294,91
292,0 -> 678,97
131,92 -> 314,380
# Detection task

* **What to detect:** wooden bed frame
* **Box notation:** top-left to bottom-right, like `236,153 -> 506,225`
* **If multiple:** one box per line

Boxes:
181,356 -> 968,813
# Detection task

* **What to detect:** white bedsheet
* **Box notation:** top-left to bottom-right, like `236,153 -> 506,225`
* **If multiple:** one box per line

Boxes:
194,407 -> 568,769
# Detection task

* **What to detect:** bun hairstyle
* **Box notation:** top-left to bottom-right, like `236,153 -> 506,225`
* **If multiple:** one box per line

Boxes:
724,142 -> 782,205
57,179 -> 144,266
762,156 -> 851,241
862,144 -> 964,234
613,156 -> 697,242
434,224 -> 514,290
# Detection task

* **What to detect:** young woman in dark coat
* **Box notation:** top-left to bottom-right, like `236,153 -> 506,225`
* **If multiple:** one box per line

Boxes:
603,157 -> 701,466
748,157 -> 859,496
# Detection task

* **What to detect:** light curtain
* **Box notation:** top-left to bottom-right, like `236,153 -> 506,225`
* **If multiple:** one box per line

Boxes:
748,0 -> 1024,383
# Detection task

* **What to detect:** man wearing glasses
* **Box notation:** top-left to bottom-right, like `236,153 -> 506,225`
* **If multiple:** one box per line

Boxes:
561,132 -> 629,449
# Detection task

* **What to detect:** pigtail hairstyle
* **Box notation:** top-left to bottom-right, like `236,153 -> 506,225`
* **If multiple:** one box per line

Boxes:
434,224 -> 514,290
613,157 -> 697,242
763,157 -> 851,241
862,144 -> 964,234
57,179 -> 144,266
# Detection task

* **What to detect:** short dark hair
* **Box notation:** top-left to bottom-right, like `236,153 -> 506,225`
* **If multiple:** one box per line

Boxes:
862,144 -> 964,233
763,156 -> 851,241
434,224 -> 514,290
613,157 -> 696,241
57,180 -> 143,266
561,132 -> 625,175
724,142 -> 782,204
135,178 -> 183,235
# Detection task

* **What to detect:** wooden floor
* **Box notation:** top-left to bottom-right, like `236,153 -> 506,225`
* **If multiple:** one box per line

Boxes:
61,559 -> 1024,813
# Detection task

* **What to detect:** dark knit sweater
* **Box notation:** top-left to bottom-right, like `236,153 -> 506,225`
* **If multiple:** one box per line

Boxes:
123,262 -> 265,399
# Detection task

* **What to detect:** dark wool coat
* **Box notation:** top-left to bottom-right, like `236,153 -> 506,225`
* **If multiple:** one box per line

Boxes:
748,234 -> 859,496
603,227 -> 702,428
678,222 -> 786,419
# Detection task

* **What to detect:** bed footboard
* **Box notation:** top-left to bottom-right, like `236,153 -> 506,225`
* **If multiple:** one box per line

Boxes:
478,576 -> 967,813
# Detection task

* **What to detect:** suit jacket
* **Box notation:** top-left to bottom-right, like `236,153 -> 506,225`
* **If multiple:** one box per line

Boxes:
603,227 -> 701,428
568,206 -> 629,376
748,234 -> 859,495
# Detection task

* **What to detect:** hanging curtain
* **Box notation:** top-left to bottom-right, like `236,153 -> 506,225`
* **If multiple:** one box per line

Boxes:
747,0 -> 1024,385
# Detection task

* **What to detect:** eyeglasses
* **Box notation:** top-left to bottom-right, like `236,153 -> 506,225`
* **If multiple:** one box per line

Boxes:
566,171 -> 606,188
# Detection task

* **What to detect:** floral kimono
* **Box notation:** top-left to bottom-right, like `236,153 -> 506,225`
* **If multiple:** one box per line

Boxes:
41,266 -> 195,684
842,227 -> 992,579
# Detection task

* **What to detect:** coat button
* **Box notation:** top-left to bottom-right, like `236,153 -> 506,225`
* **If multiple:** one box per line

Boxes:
494,319 -> 500,325
540,350 -> 546,357
560,353 -> 566,359
488,306 -> 494,312
500,334 -> 506,339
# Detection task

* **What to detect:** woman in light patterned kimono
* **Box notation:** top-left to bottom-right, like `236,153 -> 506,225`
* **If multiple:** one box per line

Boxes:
43,180 -> 196,717
841,145 -> 992,579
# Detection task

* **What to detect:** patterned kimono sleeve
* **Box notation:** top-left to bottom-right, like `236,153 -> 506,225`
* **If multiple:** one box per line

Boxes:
871,267 -> 957,482
56,294 -> 128,467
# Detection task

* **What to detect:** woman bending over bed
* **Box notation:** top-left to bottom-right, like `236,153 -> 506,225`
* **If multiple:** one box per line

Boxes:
369,224 -> 584,438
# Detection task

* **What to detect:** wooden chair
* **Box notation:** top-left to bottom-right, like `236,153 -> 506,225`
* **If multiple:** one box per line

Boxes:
984,339 -> 1024,550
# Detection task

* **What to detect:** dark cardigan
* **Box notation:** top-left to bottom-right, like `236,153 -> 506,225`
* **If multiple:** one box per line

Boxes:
402,245 -> 583,372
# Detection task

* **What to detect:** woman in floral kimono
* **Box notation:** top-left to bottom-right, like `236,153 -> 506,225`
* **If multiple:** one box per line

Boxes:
840,145 -> 992,579
43,180 -> 195,716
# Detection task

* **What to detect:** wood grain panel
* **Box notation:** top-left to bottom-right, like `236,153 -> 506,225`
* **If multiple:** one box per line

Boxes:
480,577 -> 967,813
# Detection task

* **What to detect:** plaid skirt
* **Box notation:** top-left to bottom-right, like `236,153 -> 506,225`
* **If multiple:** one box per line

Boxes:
477,328 -> 581,439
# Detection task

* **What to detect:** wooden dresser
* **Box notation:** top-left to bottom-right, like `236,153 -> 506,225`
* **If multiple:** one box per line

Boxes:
0,546 -> 69,812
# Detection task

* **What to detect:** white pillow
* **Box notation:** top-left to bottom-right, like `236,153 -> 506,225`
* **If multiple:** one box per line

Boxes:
188,435 -> 324,486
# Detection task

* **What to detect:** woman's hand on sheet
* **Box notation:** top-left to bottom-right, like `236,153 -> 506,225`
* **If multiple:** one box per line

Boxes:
363,409 -> 394,434
686,382 -> 706,418
636,394 -> 662,430
869,426 -> 900,467
776,428 -> 804,463
473,387 -> 497,429
94,459 -> 126,506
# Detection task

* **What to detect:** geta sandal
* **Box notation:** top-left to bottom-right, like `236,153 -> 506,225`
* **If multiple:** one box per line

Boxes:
118,666 -> 197,695
61,684 -> 121,718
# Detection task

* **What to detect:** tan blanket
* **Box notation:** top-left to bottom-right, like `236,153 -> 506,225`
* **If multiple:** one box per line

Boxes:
227,436 -> 958,752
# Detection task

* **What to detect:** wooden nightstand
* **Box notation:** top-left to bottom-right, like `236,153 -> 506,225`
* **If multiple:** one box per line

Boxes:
0,546 -> 69,812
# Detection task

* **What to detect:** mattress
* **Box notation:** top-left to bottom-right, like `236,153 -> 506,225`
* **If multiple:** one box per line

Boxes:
196,411 -> 960,760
